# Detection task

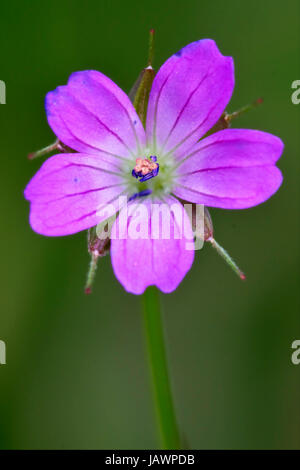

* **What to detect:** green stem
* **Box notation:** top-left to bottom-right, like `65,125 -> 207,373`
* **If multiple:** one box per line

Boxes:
209,238 -> 246,280
27,140 -> 59,160
226,97 -> 263,122
142,286 -> 181,449
85,251 -> 98,294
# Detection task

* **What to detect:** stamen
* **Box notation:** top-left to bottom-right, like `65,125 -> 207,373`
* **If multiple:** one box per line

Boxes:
132,156 -> 159,182
128,189 -> 152,201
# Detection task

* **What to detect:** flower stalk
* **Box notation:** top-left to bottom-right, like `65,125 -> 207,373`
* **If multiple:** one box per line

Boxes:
28,140 -> 61,160
209,237 -> 246,280
208,97 -> 264,135
85,250 -> 99,295
28,140 -> 72,160
142,287 -> 181,449
201,207 -> 246,280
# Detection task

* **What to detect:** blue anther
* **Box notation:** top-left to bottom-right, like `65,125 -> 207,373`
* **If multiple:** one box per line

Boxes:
129,189 -> 152,202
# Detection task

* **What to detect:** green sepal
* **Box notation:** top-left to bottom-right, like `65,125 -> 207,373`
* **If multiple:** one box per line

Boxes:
130,29 -> 156,126
204,98 -> 264,138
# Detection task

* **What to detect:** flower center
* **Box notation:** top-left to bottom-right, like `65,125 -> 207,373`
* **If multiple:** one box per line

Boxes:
123,150 -> 176,201
132,156 -> 159,182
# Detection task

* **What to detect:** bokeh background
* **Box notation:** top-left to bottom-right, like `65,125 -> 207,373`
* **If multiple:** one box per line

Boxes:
0,0 -> 299,449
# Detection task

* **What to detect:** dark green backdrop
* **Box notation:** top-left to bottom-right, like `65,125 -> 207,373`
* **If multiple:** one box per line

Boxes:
0,0 -> 299,449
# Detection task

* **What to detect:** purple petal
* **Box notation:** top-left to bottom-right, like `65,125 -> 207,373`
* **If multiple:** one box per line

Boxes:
46,70 -> 146,158
173,129 -> 284,209
24,153 -> 126,236
110,197 -> 194,294
146,39 -> 234,157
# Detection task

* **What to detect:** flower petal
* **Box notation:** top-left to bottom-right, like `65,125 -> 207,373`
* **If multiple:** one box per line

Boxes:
173,129 -> 284,209
24,153 -> 126,236
146,39 -> 234,157
46,70 -> 146,158
110,197 -> 194,294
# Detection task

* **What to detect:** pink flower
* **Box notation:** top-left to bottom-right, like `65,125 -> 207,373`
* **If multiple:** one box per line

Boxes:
25,39 -> 283,294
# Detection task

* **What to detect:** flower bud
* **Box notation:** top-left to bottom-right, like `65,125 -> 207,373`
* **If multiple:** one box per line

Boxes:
129,29 -> 156,125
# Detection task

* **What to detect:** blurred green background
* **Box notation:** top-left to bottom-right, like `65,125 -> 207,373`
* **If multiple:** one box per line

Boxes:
0,0 -> 299,449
